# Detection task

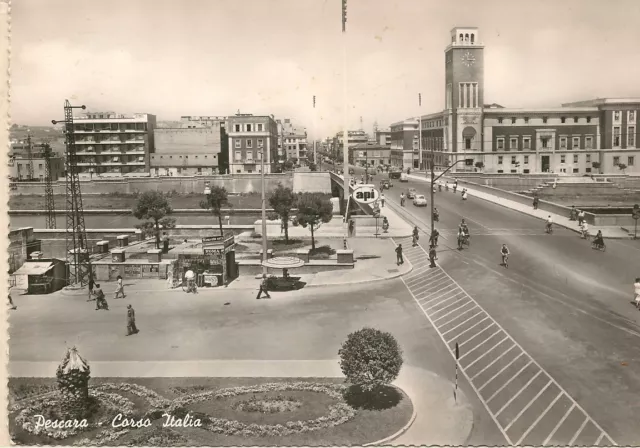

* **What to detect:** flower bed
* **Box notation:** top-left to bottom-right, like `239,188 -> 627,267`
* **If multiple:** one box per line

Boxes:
9,377 -> 413,446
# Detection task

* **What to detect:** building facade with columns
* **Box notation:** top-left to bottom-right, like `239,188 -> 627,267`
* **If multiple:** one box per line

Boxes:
396,27 -> 640,174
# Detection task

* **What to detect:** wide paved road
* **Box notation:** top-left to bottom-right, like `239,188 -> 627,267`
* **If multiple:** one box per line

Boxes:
375,170 -> 640,445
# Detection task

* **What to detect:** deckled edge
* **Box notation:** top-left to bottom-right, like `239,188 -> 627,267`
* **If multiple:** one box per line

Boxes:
0,0 -> 11,446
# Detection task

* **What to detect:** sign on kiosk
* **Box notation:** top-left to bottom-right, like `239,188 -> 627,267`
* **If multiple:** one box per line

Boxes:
352,185 -> 380,204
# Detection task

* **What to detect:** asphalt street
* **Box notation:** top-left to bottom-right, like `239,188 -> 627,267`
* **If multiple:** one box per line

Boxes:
8,281 -> 505,446
365,169 -> 640,445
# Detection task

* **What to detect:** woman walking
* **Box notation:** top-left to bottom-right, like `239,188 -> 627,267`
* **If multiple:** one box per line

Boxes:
114,275 -> 126,299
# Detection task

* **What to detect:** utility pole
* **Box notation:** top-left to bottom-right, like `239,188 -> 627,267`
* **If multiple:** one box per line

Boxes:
341,0 -> 350,221
313,95 -> 317,169
42,143 -> 56,229
26,133 -> 35,181
429,137 -> 436,235
418,93 -> 423,172
260,148 -> 267,276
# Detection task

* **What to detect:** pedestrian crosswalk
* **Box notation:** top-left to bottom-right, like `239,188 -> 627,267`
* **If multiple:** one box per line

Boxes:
396,237 -> 616,447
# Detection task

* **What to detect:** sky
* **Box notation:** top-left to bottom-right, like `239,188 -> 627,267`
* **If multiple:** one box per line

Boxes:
11,0 -> 640,139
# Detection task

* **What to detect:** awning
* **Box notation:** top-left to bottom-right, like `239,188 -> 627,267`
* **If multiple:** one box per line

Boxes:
261,257 -> 305,269
13,262 -> 53,276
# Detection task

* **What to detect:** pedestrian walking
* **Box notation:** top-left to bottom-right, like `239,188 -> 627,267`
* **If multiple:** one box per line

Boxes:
163,232 -> 170,254
634,277 -> 640,310
429,245 -> 437,268
256,274 -> 271,299
94,284 -> 109,310
8,294 -> 16,310
348,219 -> 355,237
578,210 -> 585,226
126,304 -> 139,335
395,243 -> 404,265
429,228 -> 440,246
87,273 -> 95,301
380,193 -> 385,207
533,196 -> 539,210
114,275 -> 126,299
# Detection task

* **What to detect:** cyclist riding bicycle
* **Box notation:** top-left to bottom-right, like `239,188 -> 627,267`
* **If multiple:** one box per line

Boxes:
593,230 -> 604,248
580,221 -> 590,239
459,219 -> 469,237
501,244 -> 510,265
433,207 -> 440,221
545,216 -> 553,233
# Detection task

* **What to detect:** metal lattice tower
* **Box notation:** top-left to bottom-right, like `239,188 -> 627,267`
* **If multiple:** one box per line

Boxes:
25,134 -> 35,181
42,143 -> 57,229
53,100 -> 88,286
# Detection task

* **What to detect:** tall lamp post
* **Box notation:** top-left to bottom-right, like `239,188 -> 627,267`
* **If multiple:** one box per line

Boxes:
418,93 -> 423,171
633,203 -> 639,240
260,149 -> 268,276
342,0 -> 350,225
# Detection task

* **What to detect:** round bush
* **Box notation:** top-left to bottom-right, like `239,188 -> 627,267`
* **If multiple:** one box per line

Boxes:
338,328 -> 403,391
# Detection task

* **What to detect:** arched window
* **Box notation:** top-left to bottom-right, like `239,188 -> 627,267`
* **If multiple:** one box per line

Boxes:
459,33 -> 463,42
465,33 -> 469,42
471,34 -> 475,43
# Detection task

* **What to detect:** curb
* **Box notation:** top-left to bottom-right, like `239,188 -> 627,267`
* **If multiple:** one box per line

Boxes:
363,386 -> 418,447
406,174 -> 635,240
304,257 -> 413,289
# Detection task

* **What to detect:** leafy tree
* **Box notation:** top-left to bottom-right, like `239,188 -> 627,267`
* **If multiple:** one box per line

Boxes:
200,186 -> 232,236
309,162 -> 317,172
338,327 -> 403,392
592,161 -> 601,173
295,193 -> 333,251
268,184 -> 297,244
284,160 -> 295,171
617,163 -> 627,173
132,191 -> 176,249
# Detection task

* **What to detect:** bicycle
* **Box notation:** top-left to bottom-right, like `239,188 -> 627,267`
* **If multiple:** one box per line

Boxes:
545,224 -> 553,234
501,254 -> 509,268
182,278 -> 198,294
591,241 -> 606,252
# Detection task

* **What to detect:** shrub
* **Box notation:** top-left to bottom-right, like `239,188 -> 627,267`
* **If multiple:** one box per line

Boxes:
338,328 -> 403,392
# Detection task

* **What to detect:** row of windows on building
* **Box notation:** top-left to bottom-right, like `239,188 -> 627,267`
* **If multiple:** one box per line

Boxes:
232,123 -> 265,132
234,150 -> 264,161
74,123 -> 147,131
612,126 -> 636,147
614,110 -> 636,122
496,154 -> 635,167
495,110 -> 635,125
152,154 -> 216,159
234,139 -> 265,149
496,135 -> 595,151
76,135 -> 145,143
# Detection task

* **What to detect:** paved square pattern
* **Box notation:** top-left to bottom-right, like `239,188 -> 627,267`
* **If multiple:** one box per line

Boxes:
394,237 -> 616,447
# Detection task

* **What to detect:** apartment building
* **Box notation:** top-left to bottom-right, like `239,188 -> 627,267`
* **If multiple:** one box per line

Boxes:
8,150 -> 65,181
227,114 -> 278,174
72,111 -> 156,177
352,142 -> 403,168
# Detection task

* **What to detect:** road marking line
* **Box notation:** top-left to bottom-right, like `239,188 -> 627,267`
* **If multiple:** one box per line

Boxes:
418,290 -> 462,306
568,416 -> 590,446
405,269 -> 443,284
406,274 -> 440,289
594,432 -> 605,446
478,353 -> 524,391
441,310 -> 485,336
431,300 -> 473,322
428,296 -> 468,316
447,316 -> 491,343
417,283 -> 457,301
505,379 -> 552,431
470,344 -> 516,381
516,391 -> 563,445
459,322 -> 497,347
436,305 -> 478,329
459,329 -> 502,359
486,361 -> 533,403
465,336 -> 510,370
495,370 -> 543,417
412,277 -> 452,295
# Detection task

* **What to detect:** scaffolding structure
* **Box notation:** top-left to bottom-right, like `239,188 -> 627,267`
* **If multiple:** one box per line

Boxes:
52,100 -> 89,285
41,143 -> 57,229
25,134 -> 35,181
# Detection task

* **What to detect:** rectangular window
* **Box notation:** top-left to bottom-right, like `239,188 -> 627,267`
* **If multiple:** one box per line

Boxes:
613,156 -> 620,165
498,117 -> 503,124
541,137 -> 549,148
234,124 -> 241,132
246,139 -> 253,148
234,139 -> 241,149
561,155 -> 566,163
497,169 -> 504,173
524,117 -> 529,124
523,169 -> 530,173
586,167 -> 592,173
586,116 -> 591,123
614,127 -> 621,147
246,124 -> 252,132
258,139 -> 264,148
246,151 -> 253,160
511,117 -> 516,124
510,137 -> 518,150
629,111 -> 636,122
629,156 -> 635,166
257,123 -> 264,131
585,136 -> 593,149
543,117 -> 548,124
561,117 -> 566,123
498,156 -> 503,164
511,156 -> 516,164
573,154 -> 579,163
234,151 -> 242,161
524,155 -> 529,164
197,168 -> 202,174
628,126 -> 636,147
497,138 -> 505,150
573,168 -> 579,173
560,137 -> 567,149
614,111 -> 621,122
39,164 -> 43,169
574,117 -> 579,123
586,154 -> 591,163
572,137 -> 580,149
523,137 -> 531,149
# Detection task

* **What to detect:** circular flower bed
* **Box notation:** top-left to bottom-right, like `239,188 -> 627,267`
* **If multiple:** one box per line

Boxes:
232,395 -> 302,414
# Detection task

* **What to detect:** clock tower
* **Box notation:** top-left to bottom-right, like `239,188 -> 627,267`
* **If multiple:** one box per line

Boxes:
444,27 -> 484,156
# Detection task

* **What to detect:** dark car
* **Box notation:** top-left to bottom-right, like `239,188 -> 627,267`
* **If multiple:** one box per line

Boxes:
381,179 -> 392,189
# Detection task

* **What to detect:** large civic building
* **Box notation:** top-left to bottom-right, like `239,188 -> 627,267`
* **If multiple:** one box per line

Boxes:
394,27 -> 639,174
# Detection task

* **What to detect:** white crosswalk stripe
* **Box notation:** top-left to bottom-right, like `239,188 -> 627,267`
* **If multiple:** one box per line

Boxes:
394,237 -> 616,447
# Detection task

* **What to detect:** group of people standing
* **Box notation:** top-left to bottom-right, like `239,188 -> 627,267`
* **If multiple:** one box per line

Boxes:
88,274 -> 139,336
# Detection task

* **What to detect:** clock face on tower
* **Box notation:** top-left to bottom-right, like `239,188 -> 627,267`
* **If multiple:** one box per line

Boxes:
461,51 -> 475,67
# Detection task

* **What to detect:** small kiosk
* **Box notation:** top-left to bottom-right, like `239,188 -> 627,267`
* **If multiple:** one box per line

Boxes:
171,233 -> 238,288
11,258 -> 67,294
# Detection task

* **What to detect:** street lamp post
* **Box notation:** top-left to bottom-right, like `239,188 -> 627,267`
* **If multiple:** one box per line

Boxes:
342,0 -> 350,226
418,93 -> 422,171
260,150 -> 268,276
633,204 -> 639,240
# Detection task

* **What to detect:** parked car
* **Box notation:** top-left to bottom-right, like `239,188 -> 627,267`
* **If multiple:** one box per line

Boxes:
381,179 -> 392,189
413,194 -> 428,207
400,173 -> 408,182
407,188 -> 417,199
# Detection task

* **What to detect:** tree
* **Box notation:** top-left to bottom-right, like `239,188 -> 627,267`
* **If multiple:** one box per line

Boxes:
617,163 -> 627,173
56,347 -> 91,419
475,161 -> 485,171
338,327 -> 403,392
592,161 -> 601,174
284,160 -> 295,171
200,186 -> 232,236
295,193 -> 333,251
132,191 -> 176,249
309,162 -> 317,172
269,184 -> 297,244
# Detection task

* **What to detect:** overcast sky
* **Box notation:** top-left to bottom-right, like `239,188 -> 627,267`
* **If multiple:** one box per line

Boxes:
11,0 -> 640,138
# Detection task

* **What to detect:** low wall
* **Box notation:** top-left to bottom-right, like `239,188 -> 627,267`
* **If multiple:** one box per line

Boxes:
10,174 -> 293,196
293,172 -> 332,193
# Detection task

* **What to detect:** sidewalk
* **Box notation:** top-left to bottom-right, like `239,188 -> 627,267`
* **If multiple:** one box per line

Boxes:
8,360 -> 473,446
408,173 -> 631,238
228,238 -> 412,289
